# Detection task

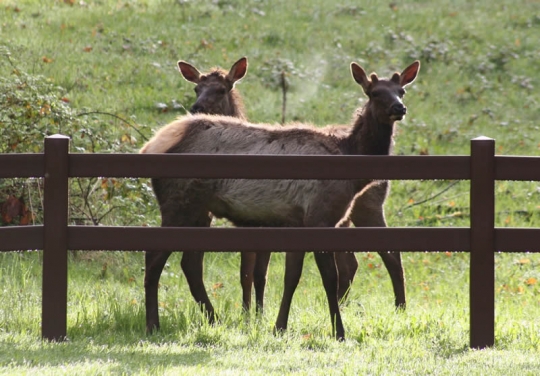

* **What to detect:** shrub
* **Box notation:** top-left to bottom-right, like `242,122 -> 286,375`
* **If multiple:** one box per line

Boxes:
0,48 -> 156,227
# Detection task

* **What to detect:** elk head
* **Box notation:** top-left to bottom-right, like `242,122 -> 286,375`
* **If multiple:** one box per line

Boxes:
177,57 -> 248,116
351,61 -> 420,122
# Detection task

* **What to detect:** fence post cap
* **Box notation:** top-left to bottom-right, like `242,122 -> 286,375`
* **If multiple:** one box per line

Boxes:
46,134 -> 70,140
471,136 -> 495,141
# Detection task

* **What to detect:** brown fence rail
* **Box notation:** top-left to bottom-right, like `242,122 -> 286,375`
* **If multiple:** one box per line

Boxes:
2,134 -> 540,348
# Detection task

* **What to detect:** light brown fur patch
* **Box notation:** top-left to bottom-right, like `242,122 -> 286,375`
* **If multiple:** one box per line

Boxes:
139,118 -> 190,154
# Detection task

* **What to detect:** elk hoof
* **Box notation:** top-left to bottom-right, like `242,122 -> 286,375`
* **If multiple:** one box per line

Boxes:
273,325 -> 286,337
146,323 -> 160,335
395,302 -> 406,311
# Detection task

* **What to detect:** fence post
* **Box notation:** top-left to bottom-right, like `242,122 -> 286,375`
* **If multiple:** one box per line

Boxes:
42,135 -> 70,341
469,136 -> 495,349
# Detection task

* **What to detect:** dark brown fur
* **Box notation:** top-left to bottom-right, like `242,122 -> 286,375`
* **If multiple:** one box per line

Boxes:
141,61 -> 420,340
175,57 -> 273,312
176,57 -> 406,313
322,125 -> 405,306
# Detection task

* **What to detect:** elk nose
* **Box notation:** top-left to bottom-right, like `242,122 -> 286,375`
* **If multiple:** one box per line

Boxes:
190,104 -> 204,114
391,103 -> 406,115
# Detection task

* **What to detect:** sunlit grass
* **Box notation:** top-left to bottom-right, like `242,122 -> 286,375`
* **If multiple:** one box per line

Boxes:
2,250 -> 540,374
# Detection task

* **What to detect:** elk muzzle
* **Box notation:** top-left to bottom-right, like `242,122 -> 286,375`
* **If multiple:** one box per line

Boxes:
389,103 -> 407,120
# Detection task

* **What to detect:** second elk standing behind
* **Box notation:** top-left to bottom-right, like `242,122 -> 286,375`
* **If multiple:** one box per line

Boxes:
176,57 -> 272,313
141,60 -> 420,340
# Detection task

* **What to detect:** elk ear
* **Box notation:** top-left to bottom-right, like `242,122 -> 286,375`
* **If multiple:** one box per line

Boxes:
351,62 -> 371,94
178,61 -> 201,84
399,60 -> 420,87
227,57 -> 248,84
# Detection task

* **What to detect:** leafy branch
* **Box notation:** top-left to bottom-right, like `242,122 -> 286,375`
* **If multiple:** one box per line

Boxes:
77,111 -> 148,142
399,180 -> 461,212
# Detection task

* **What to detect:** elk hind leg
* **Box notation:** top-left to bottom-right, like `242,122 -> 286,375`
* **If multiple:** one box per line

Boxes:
178,209 -> 215,323
147,197 -> 215,331
240,251 -> 256,311
335,251 -> 358,303
378,251 -> 406,309
181,250 -> 217,323
350,186 -> 406,309
254,251 -> 271,314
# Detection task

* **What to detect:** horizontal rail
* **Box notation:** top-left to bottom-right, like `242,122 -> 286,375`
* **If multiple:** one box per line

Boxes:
68,226 -> 469,252
2,226 -> 540,253
495,156 -> 540,181
0,154 -> 44,178
0,226 -> 44,250
7,153 -> 540,181
3,153 -> 540,181
69,154 -> 471,180
495,228 -> 540,252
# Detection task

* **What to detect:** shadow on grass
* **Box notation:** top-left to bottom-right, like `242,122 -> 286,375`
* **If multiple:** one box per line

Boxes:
0,339 -> 212,372
0,304 -> 231,371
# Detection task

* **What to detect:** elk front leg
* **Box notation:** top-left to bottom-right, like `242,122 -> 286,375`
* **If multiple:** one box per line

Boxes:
145,250 -> 173,333
274,252 -> 305,334
314,251 -> 345,340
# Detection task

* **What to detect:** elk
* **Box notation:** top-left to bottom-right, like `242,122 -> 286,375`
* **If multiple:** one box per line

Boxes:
274,61 -> 419,338
141,61 -> 420,340
177,57 -> 406,314
176,57 -> 273,313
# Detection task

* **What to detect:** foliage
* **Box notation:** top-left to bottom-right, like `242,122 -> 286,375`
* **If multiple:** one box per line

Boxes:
0,60 -> 73,153
0,48 -> 156,226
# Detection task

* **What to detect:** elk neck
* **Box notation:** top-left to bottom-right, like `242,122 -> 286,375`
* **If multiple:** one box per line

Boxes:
228,89 -> 247,120
345,104 -> 395,156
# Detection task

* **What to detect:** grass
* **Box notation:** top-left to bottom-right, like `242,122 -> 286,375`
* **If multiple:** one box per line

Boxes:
2,0 -> 540,374
2,250 -> 540,374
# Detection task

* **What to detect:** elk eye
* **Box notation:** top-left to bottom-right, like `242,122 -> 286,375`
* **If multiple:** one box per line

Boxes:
370,91 -> 379,98
216,88 -> 227,95
398,89 -> 406,97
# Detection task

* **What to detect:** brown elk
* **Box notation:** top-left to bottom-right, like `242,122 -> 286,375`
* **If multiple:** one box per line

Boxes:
176,57 -> 273,313
178,57 -> 406,311
141,61 -> 420,339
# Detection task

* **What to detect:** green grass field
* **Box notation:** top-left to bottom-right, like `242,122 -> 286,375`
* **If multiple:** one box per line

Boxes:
1,0 -> 540,374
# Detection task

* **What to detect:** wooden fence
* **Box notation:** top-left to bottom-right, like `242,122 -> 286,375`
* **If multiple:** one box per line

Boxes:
2,134 -> 540,349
